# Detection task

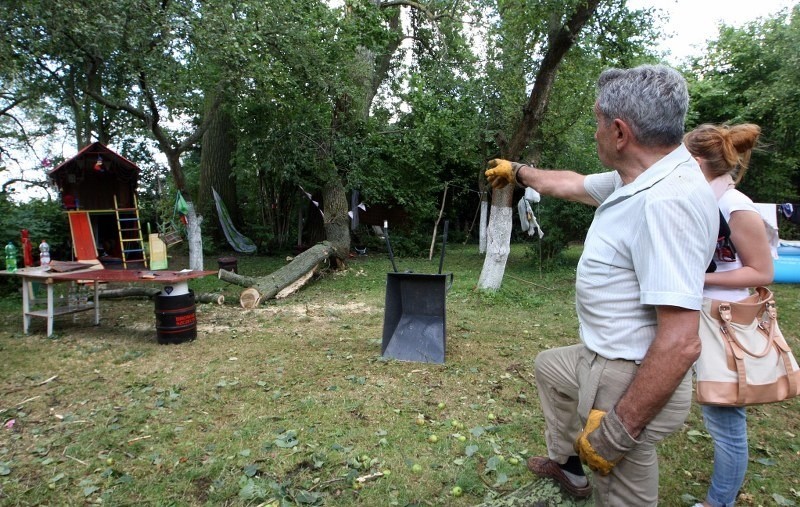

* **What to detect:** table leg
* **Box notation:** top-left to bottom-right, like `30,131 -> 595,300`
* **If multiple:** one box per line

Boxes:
22,277 -> 31,334
46,283 -> 54,337
93,282 -> 100,325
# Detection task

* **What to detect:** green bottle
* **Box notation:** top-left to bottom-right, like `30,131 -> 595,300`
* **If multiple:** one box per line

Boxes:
5,241 -> 18,273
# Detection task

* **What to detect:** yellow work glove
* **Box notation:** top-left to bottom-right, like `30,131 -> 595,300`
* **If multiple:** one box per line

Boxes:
574,408 -> 641,476
485,159 -> 525,189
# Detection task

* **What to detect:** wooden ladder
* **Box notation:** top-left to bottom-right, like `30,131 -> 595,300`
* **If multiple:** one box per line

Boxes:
114,194 -> 148,269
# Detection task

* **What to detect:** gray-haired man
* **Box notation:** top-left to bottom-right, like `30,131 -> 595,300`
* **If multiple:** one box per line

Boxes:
486,64 -> 718,505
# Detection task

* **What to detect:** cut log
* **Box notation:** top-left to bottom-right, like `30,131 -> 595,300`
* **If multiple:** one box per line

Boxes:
220,241 -> 338,305
196,293 -> 225,305
239,288 -> 261,309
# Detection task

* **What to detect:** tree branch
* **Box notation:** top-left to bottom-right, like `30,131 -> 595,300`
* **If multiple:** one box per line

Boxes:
506,0 -> 602,157
380,0 -> 447,21
0,94 -> 32,116
2,178 -> 51,193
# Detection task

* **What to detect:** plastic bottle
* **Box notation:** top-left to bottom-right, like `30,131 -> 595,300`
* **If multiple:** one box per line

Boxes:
39,240 -> 50,266
5,242 -> 18,273
21,230 -> 33,267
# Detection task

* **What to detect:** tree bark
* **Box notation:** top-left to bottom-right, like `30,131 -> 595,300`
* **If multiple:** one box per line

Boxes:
186,200 -> 204,271
479,177 -> 489,254
321,179 -> 351,257
218,241 -> 336,303
198,94 -> 239,242
477,198 -> 513,290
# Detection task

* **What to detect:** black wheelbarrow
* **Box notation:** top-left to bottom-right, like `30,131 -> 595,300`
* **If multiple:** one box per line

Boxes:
381,221 -> 452,364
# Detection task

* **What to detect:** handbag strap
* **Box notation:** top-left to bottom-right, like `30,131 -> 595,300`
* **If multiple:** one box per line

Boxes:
766,301 -> 799,397
718,303 -> 775,358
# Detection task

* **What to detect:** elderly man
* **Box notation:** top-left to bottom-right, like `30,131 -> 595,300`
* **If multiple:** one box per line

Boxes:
485,64 -> 718,505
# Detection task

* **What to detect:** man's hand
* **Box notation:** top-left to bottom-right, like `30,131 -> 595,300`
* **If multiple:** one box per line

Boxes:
485,159 -> 524,189
574,409 -> 640,476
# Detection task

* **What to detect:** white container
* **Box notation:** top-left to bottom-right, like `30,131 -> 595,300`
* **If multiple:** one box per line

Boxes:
161,280 -> 189,296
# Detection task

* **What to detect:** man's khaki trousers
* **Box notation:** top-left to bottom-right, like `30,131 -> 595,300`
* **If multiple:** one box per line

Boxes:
535,344 -> 692,506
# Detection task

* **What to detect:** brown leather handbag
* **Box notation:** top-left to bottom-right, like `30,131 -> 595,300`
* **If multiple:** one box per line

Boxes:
696,287 -> 800,406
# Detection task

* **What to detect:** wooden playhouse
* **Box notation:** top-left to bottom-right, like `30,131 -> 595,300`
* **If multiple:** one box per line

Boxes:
48,142 -> 147,269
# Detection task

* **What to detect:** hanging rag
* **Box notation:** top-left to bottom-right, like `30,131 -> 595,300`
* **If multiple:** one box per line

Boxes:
175,192 -> 190,225
518,187 -> 544,238
212,188 -> 257,254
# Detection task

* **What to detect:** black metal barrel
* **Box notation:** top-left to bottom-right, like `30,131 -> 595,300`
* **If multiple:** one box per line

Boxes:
154,290 -> 196,344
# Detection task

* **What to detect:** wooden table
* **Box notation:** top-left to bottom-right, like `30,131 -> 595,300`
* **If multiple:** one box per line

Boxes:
1,263 -> 215,337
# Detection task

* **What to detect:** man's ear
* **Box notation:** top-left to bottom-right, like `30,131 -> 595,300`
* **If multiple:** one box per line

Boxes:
613,118 -> 632,150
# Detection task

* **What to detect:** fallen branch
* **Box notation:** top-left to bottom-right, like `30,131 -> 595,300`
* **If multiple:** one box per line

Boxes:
99,287 -> 160,298
2,375 -> 58,396
37,375 -> 58,386
16,395 -> 41,406
99,288 -> 224,304
0,395 -> 41,415
126,435 -> 152,445
507,364 -> 536,387
505,274 -> 554,291
63,452 -> 88,466
308,476 -> 348,491
355,471 -> 385,483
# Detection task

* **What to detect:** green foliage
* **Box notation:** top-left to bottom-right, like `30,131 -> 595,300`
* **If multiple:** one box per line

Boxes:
685,6 -> 800,205
522,199 -> 593,266
0,195 -> 70,294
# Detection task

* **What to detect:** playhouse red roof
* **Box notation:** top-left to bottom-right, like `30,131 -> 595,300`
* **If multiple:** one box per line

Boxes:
48,142 -> 140,178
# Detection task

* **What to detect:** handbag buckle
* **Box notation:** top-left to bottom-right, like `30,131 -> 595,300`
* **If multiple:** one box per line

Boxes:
718,302 -> 732,320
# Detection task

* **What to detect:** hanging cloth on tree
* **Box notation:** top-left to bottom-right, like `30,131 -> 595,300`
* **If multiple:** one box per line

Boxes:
212,188 -> 257,254
175,192 -> 190,225
517,187 -> 544,238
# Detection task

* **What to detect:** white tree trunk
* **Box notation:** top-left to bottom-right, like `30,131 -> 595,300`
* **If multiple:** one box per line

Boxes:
187,201 -> 204,271
477,204 -> 513,290
479,199 -> 488,254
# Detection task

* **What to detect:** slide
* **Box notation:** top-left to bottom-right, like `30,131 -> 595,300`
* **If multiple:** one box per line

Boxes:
68,212 -> 98,262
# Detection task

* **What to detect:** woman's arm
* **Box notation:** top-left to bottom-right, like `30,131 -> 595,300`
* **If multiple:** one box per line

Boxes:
705,209 -> 774,287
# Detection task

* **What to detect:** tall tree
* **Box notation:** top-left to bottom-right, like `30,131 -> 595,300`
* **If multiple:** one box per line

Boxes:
477,0 -> 603,290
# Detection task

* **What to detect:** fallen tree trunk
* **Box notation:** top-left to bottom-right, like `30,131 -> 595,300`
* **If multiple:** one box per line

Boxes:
97,287 -> 224,304
98,287 -> 160,298
218,241 -> 338,305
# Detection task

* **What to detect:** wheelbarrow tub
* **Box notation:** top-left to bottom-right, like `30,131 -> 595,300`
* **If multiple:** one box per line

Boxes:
381,272 -> 452,364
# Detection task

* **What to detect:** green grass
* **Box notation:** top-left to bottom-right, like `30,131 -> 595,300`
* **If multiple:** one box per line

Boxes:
0,244 -> 798,506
